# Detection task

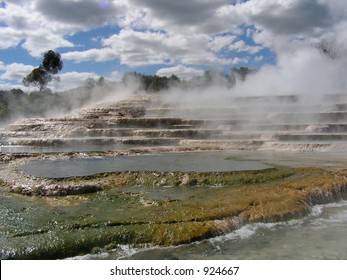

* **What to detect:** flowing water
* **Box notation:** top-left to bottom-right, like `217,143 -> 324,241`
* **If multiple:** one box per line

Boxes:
79,201 -> 347,260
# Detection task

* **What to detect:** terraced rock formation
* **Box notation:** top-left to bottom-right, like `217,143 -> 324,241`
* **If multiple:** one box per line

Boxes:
1,93 -> 347,152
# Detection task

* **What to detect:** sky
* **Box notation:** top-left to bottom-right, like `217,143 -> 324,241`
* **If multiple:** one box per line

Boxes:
0,0 -> 347,91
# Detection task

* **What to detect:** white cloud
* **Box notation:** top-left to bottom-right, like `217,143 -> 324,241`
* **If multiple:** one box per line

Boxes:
219,0 -> 333,35
0,27 -> 24,50
109,71 -> 123,82
6,0 -> 27,5
62,48 -> 118,62
102,29 -> 172,66
208,35 -> 237,52
59,0 -> 338,69
0,82 -> 22,91
1,0 -> 347,86
0,2 -> 76,55
0,62 -> 33,81
228,40 -> 263,54
34,0 -> 127,28
129,0 -> 231,34
52,70 -> 125,91
254,55 -> 264,62
215,0 -> 342,58
23,32 -> 74,57
64,29 -> 240,67
324,0 -> 347,21
230,57 -> 249,64
50,71 -> 98,91
0,61 -> 34,89
250,0 -> 332,35
157,65 -> 204,80
233,46 -> 347,96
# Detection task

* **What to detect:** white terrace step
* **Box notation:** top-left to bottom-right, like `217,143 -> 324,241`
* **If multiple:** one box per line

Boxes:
259,141 -> 347,152
264,112 -> 347,123
170,124 -> 199,129
69,128 -> 222,138
113,117 -> 187,127
178,139 -> 345,152
146,103 -> 347,114
193,112 -> 347,123
215,123 -> 347,131
79,106 -> 146,118
6,118 -> 122,131
132,129 -> 222,138
208,132 -> 272,140
182,116 -> 347,127
9,137 -> 182,147
209,131 -> 347,142
274,133 -> 347,141
68,128 -> 135,137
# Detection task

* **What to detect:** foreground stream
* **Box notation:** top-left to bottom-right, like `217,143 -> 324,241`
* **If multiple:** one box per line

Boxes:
77,200 -> 347,260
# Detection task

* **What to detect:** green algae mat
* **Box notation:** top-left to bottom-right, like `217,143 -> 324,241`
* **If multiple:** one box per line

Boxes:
1,166 -> 347,259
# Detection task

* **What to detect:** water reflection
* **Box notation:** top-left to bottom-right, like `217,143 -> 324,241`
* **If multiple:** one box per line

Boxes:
18,152 -> 271,178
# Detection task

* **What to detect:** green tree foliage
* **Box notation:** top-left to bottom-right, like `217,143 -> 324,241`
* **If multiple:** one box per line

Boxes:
0,91 -> 10,119
122,69 -> 260,92
22,50 -> 63,91
41,50 -> 63,74
142,74 -> 169,91
122,72 -> 181,92
22,67 -> 51,91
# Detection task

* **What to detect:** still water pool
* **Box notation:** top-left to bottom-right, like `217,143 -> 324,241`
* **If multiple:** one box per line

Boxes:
18,152 -> 271,178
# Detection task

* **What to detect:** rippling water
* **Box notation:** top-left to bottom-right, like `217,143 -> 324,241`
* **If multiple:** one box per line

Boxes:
75,201 -> 347,260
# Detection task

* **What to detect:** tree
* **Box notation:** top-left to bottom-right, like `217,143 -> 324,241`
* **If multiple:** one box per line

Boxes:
22,50 -> 63,91
41,50 -> 63,74
168,74 -> 180,87
97,76 -> 105,87
231,67 -> 255,82
23,67 -> 51,91
85,77 -> 96,89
